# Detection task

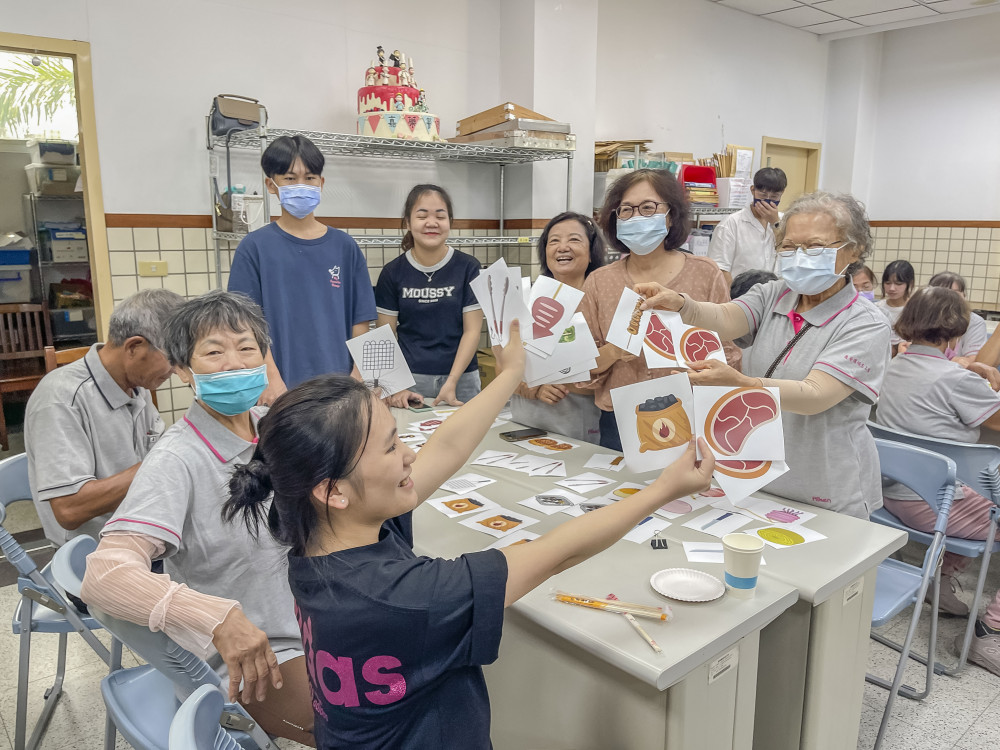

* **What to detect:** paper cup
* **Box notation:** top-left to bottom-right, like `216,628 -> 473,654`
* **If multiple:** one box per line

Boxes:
722,533 -> 765,599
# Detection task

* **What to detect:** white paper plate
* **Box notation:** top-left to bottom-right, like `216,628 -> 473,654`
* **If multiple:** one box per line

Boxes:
650,568 -> 726,603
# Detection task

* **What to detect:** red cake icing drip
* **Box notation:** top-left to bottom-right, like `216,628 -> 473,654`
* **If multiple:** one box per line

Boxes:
358,84 -> 421,113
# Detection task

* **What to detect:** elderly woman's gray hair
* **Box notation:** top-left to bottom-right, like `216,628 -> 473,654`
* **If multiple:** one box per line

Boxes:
774,191 -> 873,274
164,290 -> 270,368
106,289 -> 185,352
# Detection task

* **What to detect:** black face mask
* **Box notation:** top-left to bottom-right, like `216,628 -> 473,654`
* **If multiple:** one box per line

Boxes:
753,198 -> 781,207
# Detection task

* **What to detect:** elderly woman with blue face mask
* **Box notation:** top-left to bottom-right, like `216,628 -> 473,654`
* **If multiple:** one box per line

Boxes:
81,290 -> 315,746
636,191 -> 891,520
580,169 -> 742,451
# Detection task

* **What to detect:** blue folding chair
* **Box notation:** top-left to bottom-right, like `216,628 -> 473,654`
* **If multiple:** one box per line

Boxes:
866,439 -> 956,750
51,535 -> 275,750
169,684 -> 242,750
0,453 -> 121,750
869,421 -> 1000,673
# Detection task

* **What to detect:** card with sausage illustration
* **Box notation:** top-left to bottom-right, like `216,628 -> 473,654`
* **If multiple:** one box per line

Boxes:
458,508 -> 540,538
668,319 -> 727,367
610,373 -> 695,473
523,275 -> 586,357
693,385 -> 784,462
607,287 -> 651,356
642,311 -> 684,369
426,491 -> 499,519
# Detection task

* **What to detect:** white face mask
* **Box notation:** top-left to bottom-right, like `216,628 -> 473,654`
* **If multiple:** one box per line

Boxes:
617,214 -> 668,255
779,243 -> 851,295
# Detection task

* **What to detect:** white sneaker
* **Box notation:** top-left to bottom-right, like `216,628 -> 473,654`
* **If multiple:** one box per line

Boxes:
927,574 -> 969,617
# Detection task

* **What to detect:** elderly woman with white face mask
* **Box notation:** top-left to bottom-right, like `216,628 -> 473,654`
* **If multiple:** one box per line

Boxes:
637,191 -> 891,519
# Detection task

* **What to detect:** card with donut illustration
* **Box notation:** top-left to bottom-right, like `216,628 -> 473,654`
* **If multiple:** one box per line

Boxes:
692,385 -> 785,462
458,508 -> 540,538
426,491 -> 499,519
642,311 -> 684,369
607,287 -> 651,356
610,373 -> 695,473
523,275 -> 586,358
668,320 -> 727,367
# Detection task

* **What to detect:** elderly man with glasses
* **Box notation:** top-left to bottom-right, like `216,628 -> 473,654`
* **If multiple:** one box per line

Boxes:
25,288 -> 183,547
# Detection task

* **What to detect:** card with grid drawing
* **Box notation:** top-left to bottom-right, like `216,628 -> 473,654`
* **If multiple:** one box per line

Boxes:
346,324 -> 415,396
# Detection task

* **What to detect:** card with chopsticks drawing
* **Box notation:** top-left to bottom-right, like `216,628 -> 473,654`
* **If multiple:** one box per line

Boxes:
523,275 -> 586,357
606,287 -> 650,356
470,258 -> 525,347
554,472 -> 616,495
345,325 -> 415,396
458,508 -> 540,538
426,492 -> 499,519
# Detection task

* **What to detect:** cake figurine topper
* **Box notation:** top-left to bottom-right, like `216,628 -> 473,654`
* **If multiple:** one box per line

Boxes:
394,93 -> 405,111
376,45 -> 385,65
365,66 -> 376,86
389,49 -> 403,67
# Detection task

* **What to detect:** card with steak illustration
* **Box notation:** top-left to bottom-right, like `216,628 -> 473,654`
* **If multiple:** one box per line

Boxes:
426,491 -> 499,519
642,311 -> 684,369
523,275 -> 585,357
458,508 -> 540,538
610,373 -> 695,473
693,385 -> 785,462
607,287 -> 651,356
712,459 -> 789,505
668,319 -> 727,367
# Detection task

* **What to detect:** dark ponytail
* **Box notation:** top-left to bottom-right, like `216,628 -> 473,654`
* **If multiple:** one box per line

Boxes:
400,183 -> 454,252
223,374 -> 376,556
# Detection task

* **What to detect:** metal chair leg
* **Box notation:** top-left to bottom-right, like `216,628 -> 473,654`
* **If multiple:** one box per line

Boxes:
103,638 -> 124,750
15,595 -> 31,750
26,632 -> 67,750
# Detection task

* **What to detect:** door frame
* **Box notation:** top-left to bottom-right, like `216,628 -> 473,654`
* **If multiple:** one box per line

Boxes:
0,31 -> 112,339
760,137 -> 822,196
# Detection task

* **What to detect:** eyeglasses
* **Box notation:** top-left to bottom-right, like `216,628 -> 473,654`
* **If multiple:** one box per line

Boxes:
615,201 -> 668,220
776,241 -> 850,258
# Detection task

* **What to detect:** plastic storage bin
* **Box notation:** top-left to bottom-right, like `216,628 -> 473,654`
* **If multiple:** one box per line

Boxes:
50,306 -> 97,338
50,230 -> 88,263
0,249 -> 32,266
0,265 -> 34,303
37,140 -> 77,165
24,163 -> 81,196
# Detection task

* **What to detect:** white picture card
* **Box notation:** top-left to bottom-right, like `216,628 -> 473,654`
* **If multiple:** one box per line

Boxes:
693,386 -> 784,462
642,311 -> 684,369
606,287 -> 650,356
523,275 -> 586,357
524,313 -> 599,387
610,373 -> 695,473
458,508 -> 540,538
470,258 -> 525,347
346,325 -> 415,396
669,320 -> 727,367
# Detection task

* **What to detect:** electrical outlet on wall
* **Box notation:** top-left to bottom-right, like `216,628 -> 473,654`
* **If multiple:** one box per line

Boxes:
138,261 -> 168,277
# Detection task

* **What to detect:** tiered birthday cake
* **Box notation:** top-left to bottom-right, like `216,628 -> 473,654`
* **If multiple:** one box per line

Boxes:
357,46 -> 441,141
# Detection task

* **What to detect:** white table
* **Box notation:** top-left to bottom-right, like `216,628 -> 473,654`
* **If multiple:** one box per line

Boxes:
400,410 -> 798,750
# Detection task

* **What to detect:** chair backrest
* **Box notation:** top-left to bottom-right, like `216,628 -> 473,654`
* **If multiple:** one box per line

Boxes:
50,534 -> 223,699
44,344 -> 89,372
869,421 -> 1000,505
874,438 -> 957,536
0,453 -> 38,578
0,303 -> 52,362
169,684 -> 241,750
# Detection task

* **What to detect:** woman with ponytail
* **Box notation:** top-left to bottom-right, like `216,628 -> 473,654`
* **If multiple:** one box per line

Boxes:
81,290 -> 314,746
224,321 -> 715,750
375,184 -> 484,406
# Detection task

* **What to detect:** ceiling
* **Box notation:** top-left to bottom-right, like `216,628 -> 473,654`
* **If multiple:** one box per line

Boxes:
707,0 -> 1000,37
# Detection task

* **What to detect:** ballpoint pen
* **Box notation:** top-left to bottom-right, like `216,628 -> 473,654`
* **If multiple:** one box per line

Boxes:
701,512 -> 733,531
609,593 -> 662,654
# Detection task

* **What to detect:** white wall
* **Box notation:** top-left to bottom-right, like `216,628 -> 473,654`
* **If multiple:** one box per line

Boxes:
595,0 -> 829,175
864,13 -> 1000,220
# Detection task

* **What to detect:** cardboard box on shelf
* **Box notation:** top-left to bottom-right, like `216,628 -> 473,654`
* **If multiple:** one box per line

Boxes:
456,103 -> 554,136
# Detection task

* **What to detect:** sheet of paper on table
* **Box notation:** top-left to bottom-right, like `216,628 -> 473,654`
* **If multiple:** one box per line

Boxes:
345,324 -> 415,395
519,489 -> 588,516
747,524 -> 828,549
426,491 -> 500,519
472,449 -> 521,468
440,473 -> 496,493
397,431 -> 427,445
410,418 -> 446,433
502,454 -> 551,474
707,495 -> 817,526
527,459 -> 567,477
606,286 -> 650,356
555,472 -> 616,494
484,530 -> 540,550
560,497 -> 613,517
603,482 -> 647,502
514,437 -> 580,455
623,515 -> 670,544
584,453 -> 626,472
682,541 -> 767,565
654,492 -> 719,520
683,508 -> 753,538
458,508 -> 540,538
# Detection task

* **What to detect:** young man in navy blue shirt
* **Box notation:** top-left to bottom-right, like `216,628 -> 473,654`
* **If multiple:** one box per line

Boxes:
228,135 -> 377,404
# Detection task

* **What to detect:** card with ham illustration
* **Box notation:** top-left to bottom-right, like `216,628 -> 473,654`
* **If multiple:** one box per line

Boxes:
607,287 -> 651,356
523,275 -> 586,357
610,373 -> 695,473
458,508 -> 540,538
668,319 -> 727,367
642,311 -> 684,369
693,385 -> 785,462
711,459 -> 789,505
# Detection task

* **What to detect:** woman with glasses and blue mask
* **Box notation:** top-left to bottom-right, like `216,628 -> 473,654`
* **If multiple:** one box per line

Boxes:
81,290 -> 315,746
580,169 -> 742,450
636,192 -> 891,519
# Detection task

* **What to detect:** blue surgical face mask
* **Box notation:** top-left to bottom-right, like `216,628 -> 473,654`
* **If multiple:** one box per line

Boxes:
859,290 -> 875,302
779,244 -> 850,296
617,213 -> 668,255
274,182 -> 322,219
191,365 -> 268,416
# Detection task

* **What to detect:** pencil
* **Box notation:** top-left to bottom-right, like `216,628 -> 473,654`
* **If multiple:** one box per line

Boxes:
609,593 -> 662,654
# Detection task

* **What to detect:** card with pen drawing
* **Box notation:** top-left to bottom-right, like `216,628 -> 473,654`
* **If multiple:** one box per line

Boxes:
458,508 -> 540,538
469,258 -> 525,347
682,508 -> 753,538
